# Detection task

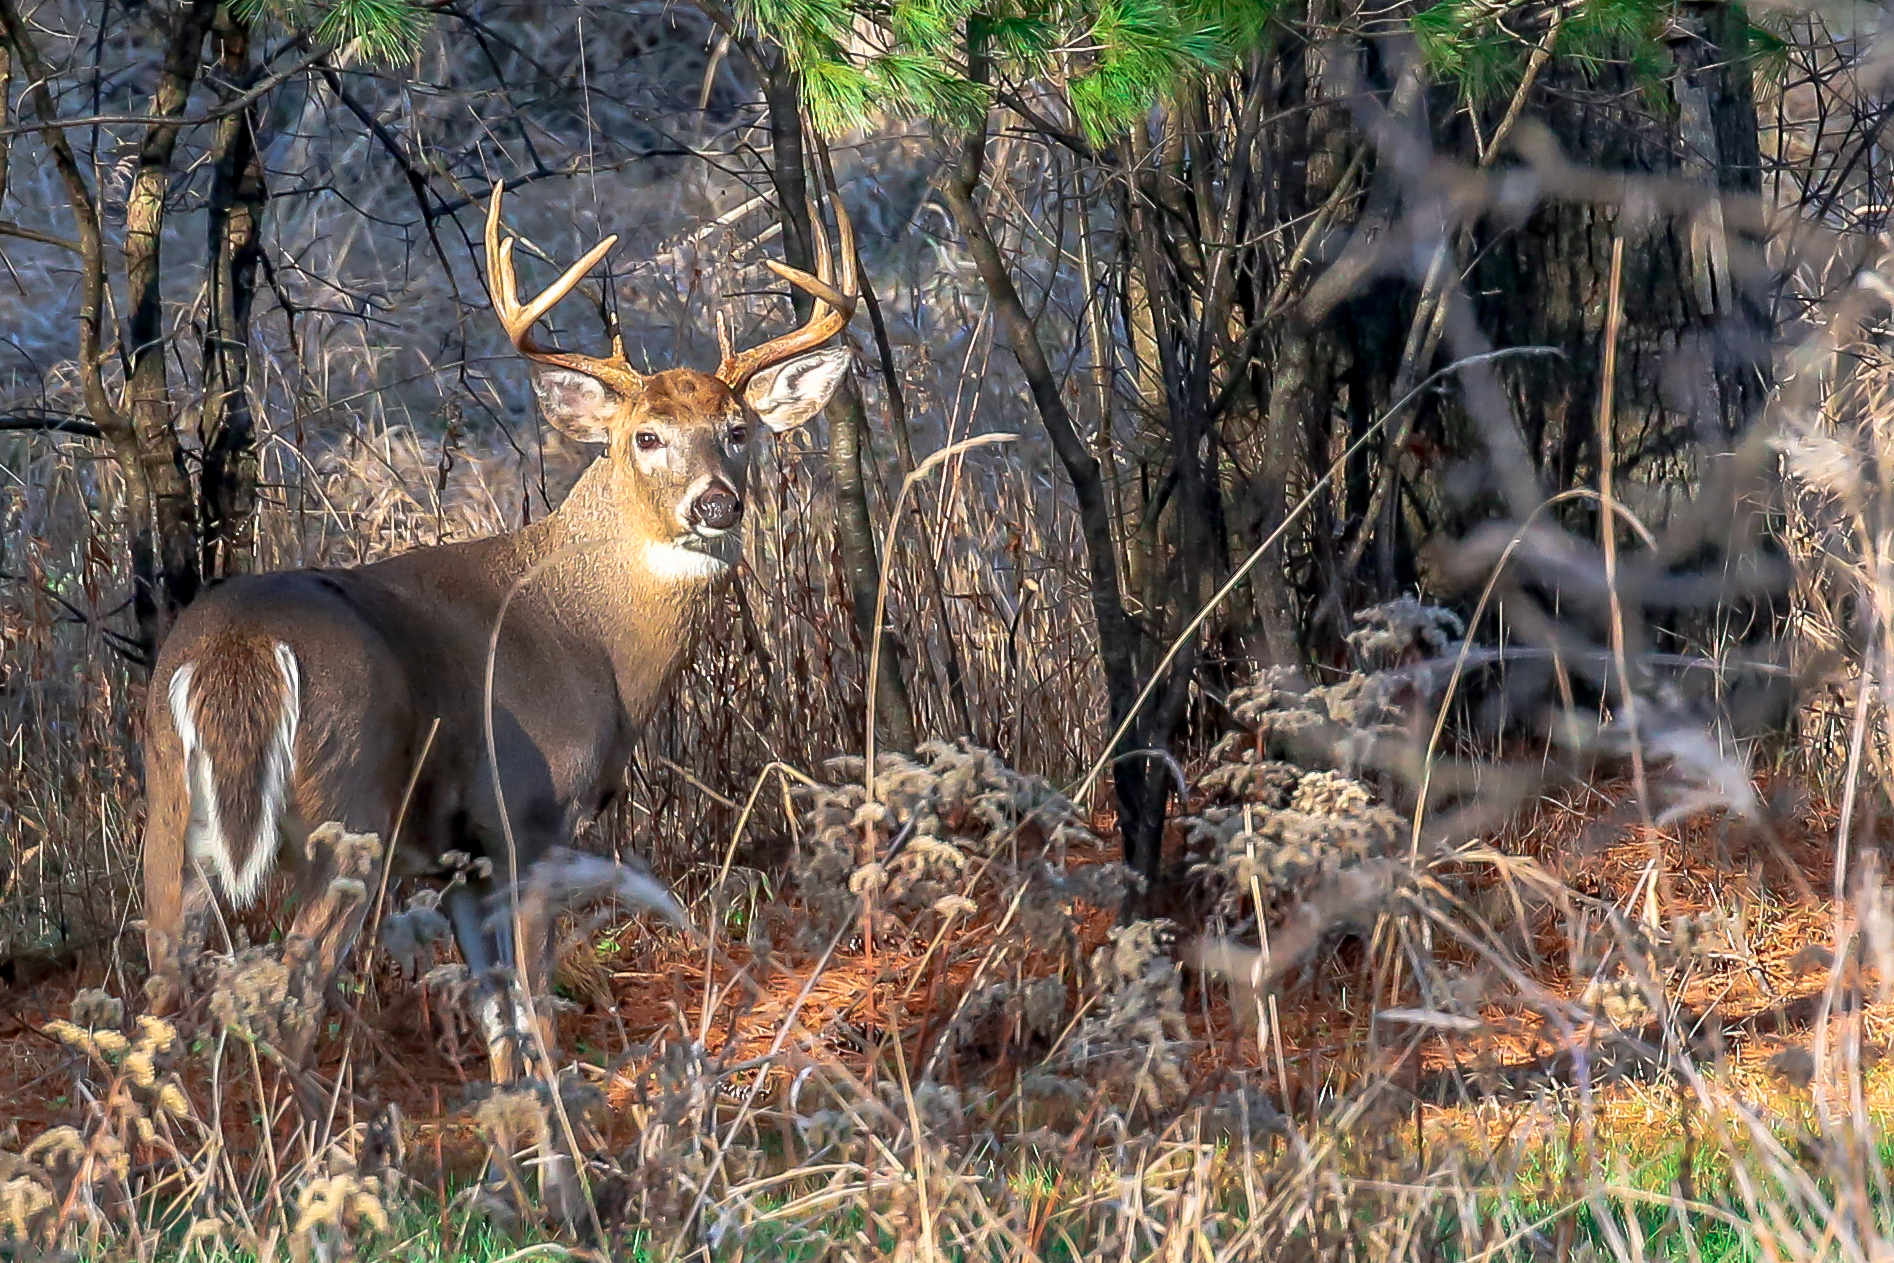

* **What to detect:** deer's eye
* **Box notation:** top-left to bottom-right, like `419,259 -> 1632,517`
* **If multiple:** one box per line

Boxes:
635,431 -> 663,451
727,426 -> 750,447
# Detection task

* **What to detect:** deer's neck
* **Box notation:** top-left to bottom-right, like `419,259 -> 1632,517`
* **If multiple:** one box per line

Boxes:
503,458 -> 731,717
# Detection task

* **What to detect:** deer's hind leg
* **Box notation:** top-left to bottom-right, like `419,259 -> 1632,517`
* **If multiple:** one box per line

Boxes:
267,662 -> 414,1076
274,818 -> 387,1074
141,731 -> 215,1016
143,853 -> 214,1017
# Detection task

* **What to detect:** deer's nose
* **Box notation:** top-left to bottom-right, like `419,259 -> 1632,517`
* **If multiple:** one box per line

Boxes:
690,482 -> 742,532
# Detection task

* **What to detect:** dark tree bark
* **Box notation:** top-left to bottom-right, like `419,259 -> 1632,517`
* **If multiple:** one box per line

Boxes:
1097,78 -> 1267,880
743,39 -> 920,753
1215,5 -> 1781,658
938,31 -> 1163,890
199,5 -> 267,581
1447,14 -> 1773,509
1669,0 -> 1773,440
121,0 -> 218,645
1230,16 -> 1354,663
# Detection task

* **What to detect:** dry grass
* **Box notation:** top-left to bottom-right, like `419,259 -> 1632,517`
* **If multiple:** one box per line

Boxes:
3,635 -> 1891,1260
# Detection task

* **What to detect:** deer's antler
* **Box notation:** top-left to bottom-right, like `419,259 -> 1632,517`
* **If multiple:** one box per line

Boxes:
484,182 -> 646,398
715,196 -> 859,391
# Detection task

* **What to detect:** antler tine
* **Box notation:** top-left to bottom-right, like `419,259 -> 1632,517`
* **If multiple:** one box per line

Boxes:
807,195 -> 834,311
483,180 -> 645,396
764,193 -> 854,312
767,190 -> 859,317
516,235 -> 620,332
763,259 -> 852,315
716,194 -> 859,391
484,182 -> 523,337
832,186 -> 858,307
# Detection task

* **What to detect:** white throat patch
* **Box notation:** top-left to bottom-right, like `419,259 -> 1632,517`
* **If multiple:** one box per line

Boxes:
643,539 -> 733,583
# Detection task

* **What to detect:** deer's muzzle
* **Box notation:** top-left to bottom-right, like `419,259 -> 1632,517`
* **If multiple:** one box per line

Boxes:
690,482 -> 742,532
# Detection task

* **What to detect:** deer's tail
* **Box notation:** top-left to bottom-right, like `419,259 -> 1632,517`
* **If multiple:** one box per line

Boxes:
164,636 -> 301,907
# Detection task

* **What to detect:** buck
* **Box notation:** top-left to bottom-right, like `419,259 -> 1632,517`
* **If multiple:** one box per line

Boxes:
141,184 -> 855,1079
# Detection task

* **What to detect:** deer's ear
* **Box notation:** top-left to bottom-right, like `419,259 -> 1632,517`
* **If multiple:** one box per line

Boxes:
531,367 -> 622,444
744,347 -> 851,433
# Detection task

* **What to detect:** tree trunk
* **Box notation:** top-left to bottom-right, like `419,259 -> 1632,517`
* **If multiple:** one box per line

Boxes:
828,375 -> 919,752
122,0 -> 217,647
746,44 -> 920,752
1,0 -> 156,662
199,5 -> 266,581
1669,0 -> 1773,440
1453,19 -> 1772,506
811,126 -> 920,754
937,40 -> 1160,891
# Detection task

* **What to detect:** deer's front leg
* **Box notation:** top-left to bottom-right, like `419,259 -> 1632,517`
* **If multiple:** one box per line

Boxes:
446,878 -> 548,1084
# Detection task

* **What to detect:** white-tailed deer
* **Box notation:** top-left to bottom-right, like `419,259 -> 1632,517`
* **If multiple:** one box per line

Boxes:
140,184 -> 856,1080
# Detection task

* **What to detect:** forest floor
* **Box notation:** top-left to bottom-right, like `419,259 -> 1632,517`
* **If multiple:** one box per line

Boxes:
0,772 -> 1879,1198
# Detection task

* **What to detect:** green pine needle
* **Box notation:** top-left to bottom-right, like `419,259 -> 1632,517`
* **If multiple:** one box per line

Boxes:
236,0 -> 429,64
1068,0 -> 1229,139
317,0 -> 429,63
802,56 -> 878,133
740,0 -> 1275,138
1414,0 -> 1680,105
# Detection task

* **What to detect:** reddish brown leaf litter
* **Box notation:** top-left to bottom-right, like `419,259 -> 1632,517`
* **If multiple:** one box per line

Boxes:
0,770 -> 1879,1170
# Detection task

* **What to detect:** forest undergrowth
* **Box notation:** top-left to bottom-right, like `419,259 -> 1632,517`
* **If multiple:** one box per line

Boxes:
3,562 -> 1893,1260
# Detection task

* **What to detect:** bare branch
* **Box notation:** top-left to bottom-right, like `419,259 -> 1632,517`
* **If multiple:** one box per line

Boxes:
0,411 -> 105,438
0,43 -> 328,143
0,0 -> 120,436
0,219 -> 79,252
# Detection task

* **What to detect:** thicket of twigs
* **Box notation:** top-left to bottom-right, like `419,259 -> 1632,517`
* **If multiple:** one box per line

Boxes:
5,0 -> 1894,1258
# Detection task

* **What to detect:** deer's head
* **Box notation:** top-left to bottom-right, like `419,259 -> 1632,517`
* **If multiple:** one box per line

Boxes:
484,184 -> 855,577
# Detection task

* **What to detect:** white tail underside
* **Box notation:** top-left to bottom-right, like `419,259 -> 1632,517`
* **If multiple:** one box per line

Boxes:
168,643 -> 302,907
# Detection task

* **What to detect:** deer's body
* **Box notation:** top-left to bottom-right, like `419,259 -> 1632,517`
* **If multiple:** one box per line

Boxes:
144,455 -> 716,897
140,191 -> 855,1081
